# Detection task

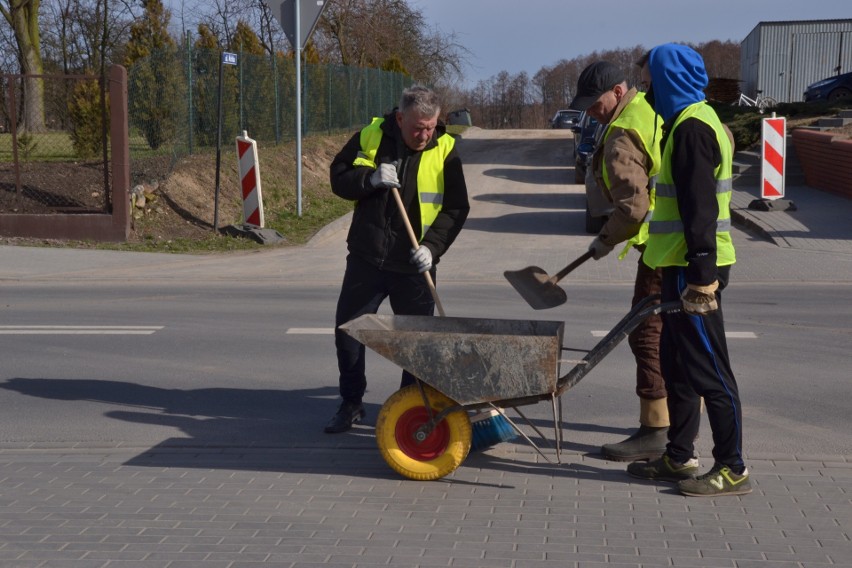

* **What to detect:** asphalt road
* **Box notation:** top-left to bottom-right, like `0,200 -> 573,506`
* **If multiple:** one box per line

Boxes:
1,128 -> 850,459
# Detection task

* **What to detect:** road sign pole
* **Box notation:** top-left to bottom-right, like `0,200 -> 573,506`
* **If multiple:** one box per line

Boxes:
295,0 -> 302,217
213,52 -> 239,232
214,53 -> 224,232
266,0 -> 328,218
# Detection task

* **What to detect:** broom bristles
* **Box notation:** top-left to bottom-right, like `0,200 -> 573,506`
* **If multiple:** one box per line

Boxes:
470,409 -> 517,452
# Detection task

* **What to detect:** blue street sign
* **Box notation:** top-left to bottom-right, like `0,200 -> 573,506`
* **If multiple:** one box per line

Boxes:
222,52 -> 238,65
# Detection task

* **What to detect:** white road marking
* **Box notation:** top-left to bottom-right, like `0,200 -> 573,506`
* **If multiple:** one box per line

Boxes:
0,326 -> 164,335
724,332 -> 759,339
286,328 -> 334,335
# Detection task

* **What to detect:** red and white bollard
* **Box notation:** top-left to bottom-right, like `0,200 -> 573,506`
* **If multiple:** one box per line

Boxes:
760,115 -> 786,200
236,131 -> 264,227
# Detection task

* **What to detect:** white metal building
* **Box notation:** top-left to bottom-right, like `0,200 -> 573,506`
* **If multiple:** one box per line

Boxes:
740,19 -> 852,103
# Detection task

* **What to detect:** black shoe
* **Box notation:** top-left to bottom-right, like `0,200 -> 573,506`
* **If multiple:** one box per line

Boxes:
323,401 -> 365,434
601,425 -> 669,461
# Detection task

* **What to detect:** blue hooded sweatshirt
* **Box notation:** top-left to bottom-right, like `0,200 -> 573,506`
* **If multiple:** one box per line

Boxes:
647,44 -> 708,122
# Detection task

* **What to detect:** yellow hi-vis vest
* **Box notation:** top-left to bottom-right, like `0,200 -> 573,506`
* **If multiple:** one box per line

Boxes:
643,102 -> 735,269
352,117 -> 454,239
598,92 -> 662,259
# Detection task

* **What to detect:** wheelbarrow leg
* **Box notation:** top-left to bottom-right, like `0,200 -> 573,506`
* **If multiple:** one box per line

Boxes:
557,395 -> 565,453
493,404 -> 555,465
551,394 -> 561,465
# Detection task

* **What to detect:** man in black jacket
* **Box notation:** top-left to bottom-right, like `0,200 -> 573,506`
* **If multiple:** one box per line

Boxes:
626,44 -> 750,497
324,85 -> 470,434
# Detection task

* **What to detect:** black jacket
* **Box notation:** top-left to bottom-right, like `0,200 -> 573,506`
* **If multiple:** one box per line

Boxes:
661,115 -> 723,286
329,112 -> 470,273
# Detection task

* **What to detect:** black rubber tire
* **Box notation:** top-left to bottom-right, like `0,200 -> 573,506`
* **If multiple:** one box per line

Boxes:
758,96 -> 778,111
828,88 -> 852,103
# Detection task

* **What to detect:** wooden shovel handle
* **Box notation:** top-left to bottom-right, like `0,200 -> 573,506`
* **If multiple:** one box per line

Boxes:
390,186 -> 446,317
550,250 -> 595,284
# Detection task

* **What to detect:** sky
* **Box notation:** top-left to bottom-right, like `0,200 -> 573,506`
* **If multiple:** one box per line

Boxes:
408,0 -> 851,86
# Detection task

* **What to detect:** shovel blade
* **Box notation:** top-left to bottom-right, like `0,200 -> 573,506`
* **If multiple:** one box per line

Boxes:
503,266 -> 568,310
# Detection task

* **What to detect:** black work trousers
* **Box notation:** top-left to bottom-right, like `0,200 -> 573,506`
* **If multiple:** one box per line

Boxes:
334,253 -> 435,404
660,265 -> 746,471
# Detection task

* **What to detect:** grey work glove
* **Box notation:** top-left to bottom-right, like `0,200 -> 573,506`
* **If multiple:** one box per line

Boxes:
588,236 -> 614,260
410,245 -> 433,273
681,281 -> 719,315
369,162 -> 401,189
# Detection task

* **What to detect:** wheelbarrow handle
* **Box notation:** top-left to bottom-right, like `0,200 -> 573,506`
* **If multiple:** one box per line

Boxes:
556,296 -> 681,395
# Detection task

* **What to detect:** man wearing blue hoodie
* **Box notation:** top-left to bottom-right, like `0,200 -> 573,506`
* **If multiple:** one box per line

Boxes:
626,44 -> 751,497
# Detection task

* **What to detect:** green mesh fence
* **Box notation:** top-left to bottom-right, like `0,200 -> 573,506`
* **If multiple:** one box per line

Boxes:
0,73 -> 111,214
127,46 -> 412,180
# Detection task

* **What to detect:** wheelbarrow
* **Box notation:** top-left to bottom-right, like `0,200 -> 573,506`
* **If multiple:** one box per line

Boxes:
338,296 -> 680,480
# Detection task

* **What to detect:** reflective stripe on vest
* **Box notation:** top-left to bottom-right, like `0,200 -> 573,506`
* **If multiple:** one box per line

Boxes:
597,93 -> 662,260
352,117 -> 454,239
643,102 -> 735,269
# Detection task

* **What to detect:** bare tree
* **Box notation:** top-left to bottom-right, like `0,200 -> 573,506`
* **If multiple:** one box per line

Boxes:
693,40 -> 740,79
462,41 -> 743,129
250,0 -> 287,57
41,0 -> 136,74
0,5 -> 18,73
314,0 -> 467,84
1,0 -> 47,131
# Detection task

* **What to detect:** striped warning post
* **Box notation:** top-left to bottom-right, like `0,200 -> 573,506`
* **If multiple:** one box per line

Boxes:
236,131 -> 264,227
761,116 -> 786,199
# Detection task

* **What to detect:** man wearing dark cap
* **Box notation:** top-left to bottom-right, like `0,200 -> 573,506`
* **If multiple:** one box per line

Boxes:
570,60 -> 667,462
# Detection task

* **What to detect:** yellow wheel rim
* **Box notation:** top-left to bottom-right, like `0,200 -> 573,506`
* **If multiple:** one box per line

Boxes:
376,385 -> 471,480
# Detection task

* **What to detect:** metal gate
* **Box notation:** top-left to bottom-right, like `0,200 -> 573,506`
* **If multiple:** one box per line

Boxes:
0,66 -> 129,241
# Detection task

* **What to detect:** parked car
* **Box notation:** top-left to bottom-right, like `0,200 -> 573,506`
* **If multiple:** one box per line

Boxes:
446,108 -> 472,126
570,111 -> 599,183
550,109 -> 581,129
804,71 -> 852,103
571,112 -> 611,233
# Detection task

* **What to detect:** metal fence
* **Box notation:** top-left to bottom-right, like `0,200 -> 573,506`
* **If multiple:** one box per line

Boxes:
128,46 -> 412,178
0,66 -> 130,242
0,73 -> 111,214
0,49 -> 410,217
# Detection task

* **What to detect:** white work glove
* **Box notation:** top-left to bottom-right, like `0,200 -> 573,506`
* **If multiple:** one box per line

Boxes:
588,236 -> 614,260
410,245 -> 433,273
681,281 -> 719,315
369,162 -> 400,190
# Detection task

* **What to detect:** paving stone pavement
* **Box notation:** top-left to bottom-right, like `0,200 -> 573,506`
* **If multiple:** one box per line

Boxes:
0,444 -> 850,567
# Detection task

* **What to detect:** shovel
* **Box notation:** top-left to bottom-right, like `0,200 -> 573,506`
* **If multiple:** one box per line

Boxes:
389,184 -> 446,317
503,250 -> 594,310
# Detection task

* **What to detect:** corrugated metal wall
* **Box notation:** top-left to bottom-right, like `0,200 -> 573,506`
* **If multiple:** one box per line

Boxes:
740,19 -> 852,103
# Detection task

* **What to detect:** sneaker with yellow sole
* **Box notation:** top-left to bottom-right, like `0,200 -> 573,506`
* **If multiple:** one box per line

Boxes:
627,454 -> 699,482
678,463 -> 752,497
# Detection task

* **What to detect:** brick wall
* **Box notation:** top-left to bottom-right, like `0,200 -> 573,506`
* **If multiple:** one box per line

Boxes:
791,129 -> 852,199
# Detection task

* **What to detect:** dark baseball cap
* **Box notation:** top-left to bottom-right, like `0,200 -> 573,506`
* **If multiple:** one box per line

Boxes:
569,61 -> 627,111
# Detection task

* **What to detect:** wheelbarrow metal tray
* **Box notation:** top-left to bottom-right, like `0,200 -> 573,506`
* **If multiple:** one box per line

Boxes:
339,314 -> 564,406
